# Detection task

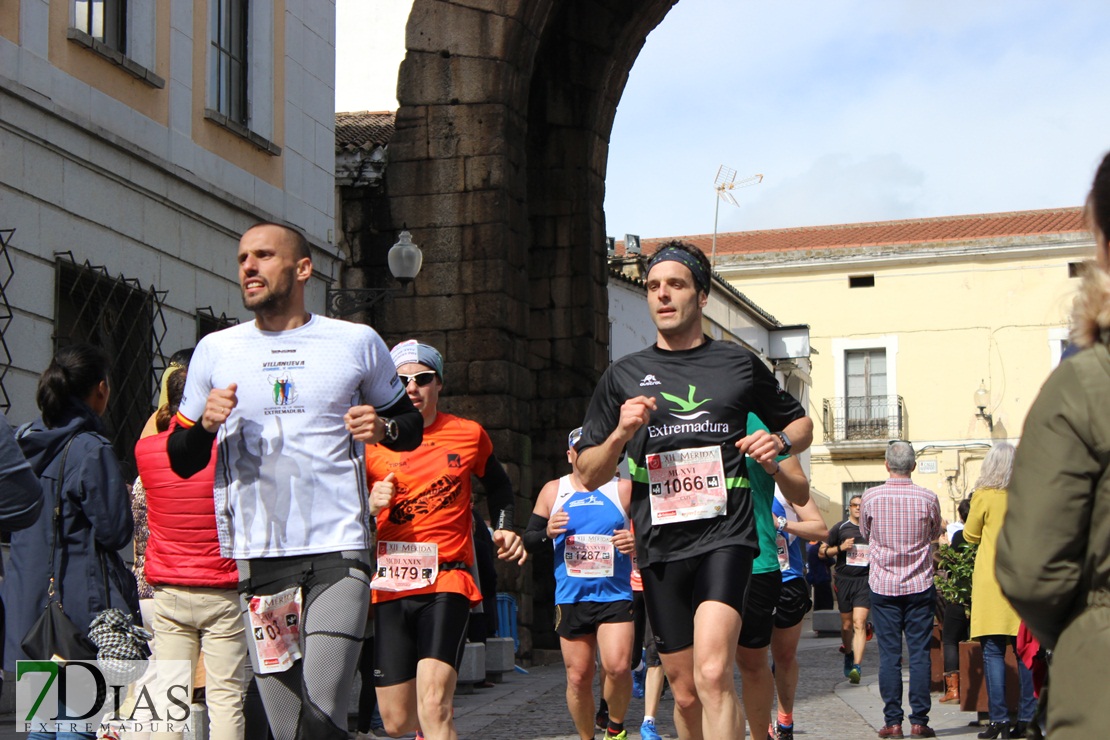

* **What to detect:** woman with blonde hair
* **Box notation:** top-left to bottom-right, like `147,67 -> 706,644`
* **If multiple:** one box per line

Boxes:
997,151 -> 1110,739
963,442 -> 1035,738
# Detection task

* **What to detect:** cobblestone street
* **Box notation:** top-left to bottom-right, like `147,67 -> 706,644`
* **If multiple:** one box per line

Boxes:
450,627 -> 984,740
0,622 -> 988,739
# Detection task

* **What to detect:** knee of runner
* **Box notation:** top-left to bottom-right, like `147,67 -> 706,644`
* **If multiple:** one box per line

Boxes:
417,699 -> 453,725
602,663 -> 632,682
670,685 -> 701,712
735,648 -> 769,674
693,657 -> 734,688
380,708 -> 415,737
565,661 -> 596,689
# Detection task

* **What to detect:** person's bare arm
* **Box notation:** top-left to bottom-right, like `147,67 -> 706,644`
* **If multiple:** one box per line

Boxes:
782,494 -> 828,541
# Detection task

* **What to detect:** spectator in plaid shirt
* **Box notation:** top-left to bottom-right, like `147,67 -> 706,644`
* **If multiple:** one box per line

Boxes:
859,441 -> 943,739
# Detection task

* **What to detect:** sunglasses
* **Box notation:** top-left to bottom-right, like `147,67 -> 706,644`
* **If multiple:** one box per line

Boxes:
399,371 -> 438,387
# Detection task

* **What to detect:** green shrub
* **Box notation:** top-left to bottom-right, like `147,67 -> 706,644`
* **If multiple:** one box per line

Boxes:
935,543 -> 977,617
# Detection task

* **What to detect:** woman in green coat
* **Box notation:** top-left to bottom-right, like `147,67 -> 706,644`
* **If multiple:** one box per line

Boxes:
997,151 -> 1110,740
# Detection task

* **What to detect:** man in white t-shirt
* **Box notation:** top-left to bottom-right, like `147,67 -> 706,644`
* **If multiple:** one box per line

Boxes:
169,222 -> 423,740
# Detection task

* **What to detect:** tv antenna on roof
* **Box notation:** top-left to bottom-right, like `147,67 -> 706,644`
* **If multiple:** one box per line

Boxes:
712,165 -> 763,268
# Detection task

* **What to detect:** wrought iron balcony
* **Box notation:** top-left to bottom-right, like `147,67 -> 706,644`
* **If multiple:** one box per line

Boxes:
822,395 -> 905,444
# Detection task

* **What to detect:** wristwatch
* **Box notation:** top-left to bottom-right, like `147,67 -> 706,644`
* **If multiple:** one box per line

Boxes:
775,515 -> 788,531
381,417 -> 399,443
773,431 -> 792,455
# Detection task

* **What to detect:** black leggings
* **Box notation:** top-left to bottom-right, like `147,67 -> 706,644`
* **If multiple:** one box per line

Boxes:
942,601 -> 970,672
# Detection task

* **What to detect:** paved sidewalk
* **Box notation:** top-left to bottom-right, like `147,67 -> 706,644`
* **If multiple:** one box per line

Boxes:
0,624 -> 987,738
450,625 -> 985,740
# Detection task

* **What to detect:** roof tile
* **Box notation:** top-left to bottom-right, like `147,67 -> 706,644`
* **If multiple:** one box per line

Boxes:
627,208 -> 1087,256
335,111 -> 396,151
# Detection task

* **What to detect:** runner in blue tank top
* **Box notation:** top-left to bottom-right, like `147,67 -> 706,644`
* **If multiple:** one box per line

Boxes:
767,489 -> 828,740
525,428 -> 635,740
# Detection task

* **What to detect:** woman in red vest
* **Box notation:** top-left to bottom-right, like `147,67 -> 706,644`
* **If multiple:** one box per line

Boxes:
136,367 -> 246,740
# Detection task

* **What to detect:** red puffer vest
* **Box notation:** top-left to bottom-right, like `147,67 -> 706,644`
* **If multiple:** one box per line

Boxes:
135,426 -> 237,588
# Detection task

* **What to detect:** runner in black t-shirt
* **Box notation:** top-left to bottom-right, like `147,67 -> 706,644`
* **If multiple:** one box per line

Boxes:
575,241 -> 813,740
822,494 -> 872,683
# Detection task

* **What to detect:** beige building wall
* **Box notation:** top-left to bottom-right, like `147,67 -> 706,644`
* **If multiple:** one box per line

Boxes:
0,0 -> 336,422
721,239 -> 1091,522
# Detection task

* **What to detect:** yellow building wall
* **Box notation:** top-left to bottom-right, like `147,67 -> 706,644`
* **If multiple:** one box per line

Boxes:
1,2 -> 19,43
726,248 -> 1088,523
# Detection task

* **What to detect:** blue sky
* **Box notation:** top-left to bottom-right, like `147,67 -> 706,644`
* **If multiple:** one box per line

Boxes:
337,1 -> 1110,238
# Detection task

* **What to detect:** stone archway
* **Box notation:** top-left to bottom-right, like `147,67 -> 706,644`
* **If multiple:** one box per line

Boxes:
364,0 -> 678,651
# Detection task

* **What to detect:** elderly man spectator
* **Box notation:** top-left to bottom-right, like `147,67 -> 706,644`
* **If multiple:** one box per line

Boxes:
859,441 -> 942,739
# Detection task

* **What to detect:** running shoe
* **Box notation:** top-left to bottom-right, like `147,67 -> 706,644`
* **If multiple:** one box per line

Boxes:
606,731 -> 628,740
632,667 -> 645,698
640,719 -> 662,740
849,664 -> 862,684
776,723 -> 795,740
866,621 -> 874,641
844,650 -> 853,677
596,706 -> 609,731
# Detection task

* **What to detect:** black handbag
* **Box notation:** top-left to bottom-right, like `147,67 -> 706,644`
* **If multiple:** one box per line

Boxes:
19,436 -> 99,662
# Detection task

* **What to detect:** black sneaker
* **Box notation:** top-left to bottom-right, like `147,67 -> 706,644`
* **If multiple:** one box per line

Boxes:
595,706 -> 609,731
777,724 -> 795,740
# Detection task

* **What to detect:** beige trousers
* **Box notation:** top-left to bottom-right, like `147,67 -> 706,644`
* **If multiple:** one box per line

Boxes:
151,585 -> 247,740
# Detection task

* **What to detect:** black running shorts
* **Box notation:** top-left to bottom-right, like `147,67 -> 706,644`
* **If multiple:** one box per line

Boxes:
738,570 -> 783,649
373,592 -> 471,686
774,577 -> 813,629
834,575 -> 871,613
640,545 -> 754,654
554,599 -> 634,639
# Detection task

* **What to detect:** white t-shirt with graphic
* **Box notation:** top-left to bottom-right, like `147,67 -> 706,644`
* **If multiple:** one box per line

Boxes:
179,314 -> 405,559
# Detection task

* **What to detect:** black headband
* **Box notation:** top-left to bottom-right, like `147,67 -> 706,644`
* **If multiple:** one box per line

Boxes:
647,247 -> 711,295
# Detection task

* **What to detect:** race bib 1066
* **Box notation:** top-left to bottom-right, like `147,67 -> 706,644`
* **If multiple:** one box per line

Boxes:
646,446 -> 727,525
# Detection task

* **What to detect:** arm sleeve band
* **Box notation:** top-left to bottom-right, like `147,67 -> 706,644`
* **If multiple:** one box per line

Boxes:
478,455 -> 516,531
523,514 -> 550,554
167,422 -> 218,478
377,394 -> 423,451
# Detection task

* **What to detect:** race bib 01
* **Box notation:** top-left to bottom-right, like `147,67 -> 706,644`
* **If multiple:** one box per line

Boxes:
248,585 -> 303,674
564,533 -> 616,578
371,541 -> 439,592
646,446 -> 727,525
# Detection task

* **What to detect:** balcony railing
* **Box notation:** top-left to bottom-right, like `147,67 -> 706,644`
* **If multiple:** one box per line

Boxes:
823,395 -> 904,443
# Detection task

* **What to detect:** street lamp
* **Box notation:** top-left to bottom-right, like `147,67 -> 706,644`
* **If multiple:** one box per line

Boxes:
974,380 -> 993,431
387,229 -> 423,286
326,228 -> 424,318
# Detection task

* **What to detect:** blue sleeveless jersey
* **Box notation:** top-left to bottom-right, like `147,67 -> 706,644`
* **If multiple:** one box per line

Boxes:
552,475 -> 633,605
773,492 -> 806,582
